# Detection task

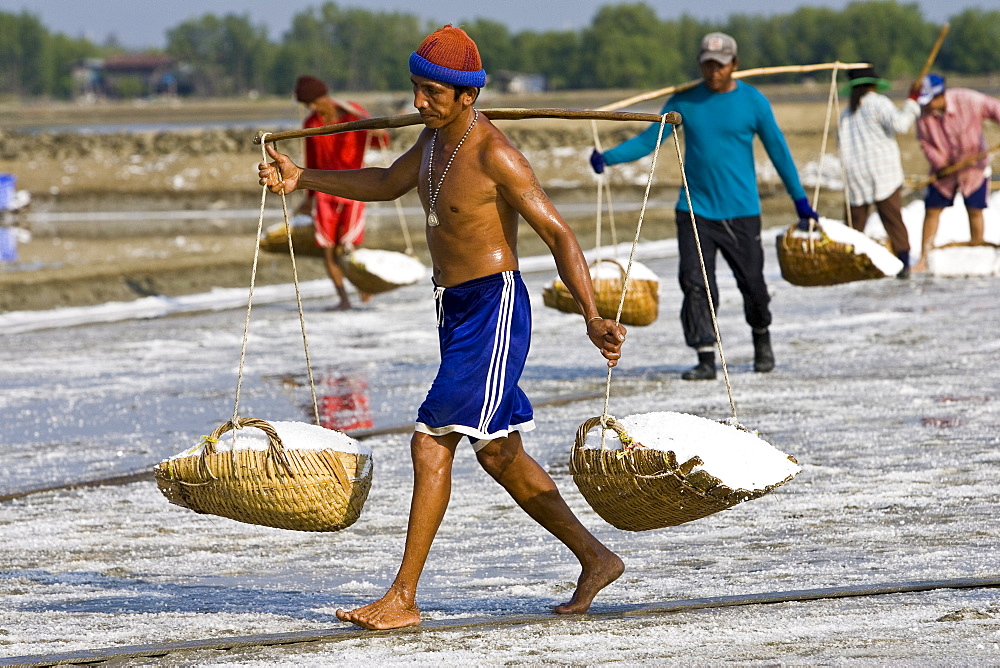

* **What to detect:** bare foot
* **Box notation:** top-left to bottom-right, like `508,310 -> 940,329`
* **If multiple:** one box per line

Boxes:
326,301 -> 352,312
336,589 -> 421,630
553,549 -> 625,614
912,260 -> 928,273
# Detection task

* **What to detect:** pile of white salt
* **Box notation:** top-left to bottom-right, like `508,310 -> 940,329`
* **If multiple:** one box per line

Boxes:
548,259 -> 659,290
167,420 -> 373,477
262,214 -> 313,236
346,248 -> 427,286
590,259 -> 659,282
927,245 -> 1000,277
585,411 -> 801,492
789,217 -> 903,277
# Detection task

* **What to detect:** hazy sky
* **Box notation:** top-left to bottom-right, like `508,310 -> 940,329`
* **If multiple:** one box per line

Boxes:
4,0 -> 995,49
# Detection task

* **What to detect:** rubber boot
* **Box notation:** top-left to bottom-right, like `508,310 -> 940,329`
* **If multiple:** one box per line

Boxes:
682,351 -> 716,381
753,328 -> 774,373
896,250 -> 910,279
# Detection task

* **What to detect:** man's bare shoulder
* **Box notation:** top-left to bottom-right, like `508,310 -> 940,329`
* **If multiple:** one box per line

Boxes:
476,118 -> 533,180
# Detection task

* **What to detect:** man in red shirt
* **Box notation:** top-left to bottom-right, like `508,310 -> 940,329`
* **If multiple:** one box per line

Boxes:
294,75 -> 384,309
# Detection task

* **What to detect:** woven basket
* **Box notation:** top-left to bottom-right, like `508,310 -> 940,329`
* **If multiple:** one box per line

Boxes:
776,223 -> 885,286
337,249 -> 422,294
260,219 -> 324,257
570,415 -> 793,531
154,418 -> 372,532
542,258 -> 659,326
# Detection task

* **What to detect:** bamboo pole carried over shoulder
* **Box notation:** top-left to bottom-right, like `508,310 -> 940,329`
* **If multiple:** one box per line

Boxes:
596,61 -> 872,112
252,108 -> 682,145
905,141 -> 1000,195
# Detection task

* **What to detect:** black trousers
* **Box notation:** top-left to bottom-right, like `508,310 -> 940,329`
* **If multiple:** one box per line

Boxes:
676,210 -> 771,349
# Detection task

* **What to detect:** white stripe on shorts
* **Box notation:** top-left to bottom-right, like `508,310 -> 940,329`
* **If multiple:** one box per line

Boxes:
478,271 -> 514,434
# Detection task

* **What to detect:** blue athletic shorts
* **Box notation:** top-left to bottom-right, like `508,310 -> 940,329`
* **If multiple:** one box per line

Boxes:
415,270 -> 535,450
926,179 -> 989,210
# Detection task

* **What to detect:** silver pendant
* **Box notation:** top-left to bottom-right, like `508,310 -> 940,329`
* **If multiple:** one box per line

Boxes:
427,210 -> 439,227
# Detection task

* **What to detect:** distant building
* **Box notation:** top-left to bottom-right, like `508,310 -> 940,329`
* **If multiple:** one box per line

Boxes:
491,70 -> 547,94
71,58 -> 105,100
72,54 -> 192,100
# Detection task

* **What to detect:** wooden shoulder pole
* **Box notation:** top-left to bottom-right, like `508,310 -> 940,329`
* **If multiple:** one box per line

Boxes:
252,108 -> 682,145
596,61 -> 872,112
905,141 -> 1000,195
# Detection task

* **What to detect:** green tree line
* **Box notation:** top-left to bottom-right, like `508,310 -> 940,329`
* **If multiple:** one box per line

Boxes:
0,11 -> 106,97
2,1 -> 998,99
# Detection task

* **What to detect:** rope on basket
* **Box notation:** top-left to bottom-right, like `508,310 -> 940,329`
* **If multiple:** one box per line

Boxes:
672,133 -> 739,423
589,121 -> 620,263
378,134 -> 416,256
598,113 -> 671,446
832,71 -> 853,231
230,135 -> 321,430
802,63 -> 844,249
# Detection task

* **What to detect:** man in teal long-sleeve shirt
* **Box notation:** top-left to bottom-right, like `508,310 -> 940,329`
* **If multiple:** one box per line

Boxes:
592,32 -> 817,380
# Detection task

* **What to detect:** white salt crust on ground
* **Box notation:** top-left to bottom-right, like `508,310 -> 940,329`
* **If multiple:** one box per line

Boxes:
788,217 -> 903,277
347,248 -> 427,285
4,236 -> 1000,663
585,411 -> 801,491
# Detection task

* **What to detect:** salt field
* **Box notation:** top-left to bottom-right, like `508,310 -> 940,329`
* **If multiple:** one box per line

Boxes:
1,231 -> 999,664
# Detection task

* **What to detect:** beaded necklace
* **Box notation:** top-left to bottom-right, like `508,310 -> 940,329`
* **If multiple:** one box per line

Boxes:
426,109 -> 478,227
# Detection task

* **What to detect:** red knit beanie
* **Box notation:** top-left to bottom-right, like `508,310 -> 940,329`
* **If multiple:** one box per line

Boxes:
409,25 -> 486,87
294,75 -> 328,103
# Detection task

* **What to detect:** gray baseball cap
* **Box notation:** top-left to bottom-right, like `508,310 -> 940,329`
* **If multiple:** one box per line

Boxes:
699,32 -> 737,65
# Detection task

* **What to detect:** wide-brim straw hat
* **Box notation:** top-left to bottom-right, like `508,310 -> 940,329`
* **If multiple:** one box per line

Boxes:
840,66 -> 891,95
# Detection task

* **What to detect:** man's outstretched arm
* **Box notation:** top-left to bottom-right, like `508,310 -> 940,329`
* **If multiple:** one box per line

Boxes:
259,140 -> 423,202
492,144 -> 626,366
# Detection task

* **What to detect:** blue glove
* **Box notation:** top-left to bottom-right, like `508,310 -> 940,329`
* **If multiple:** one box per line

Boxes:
797,218 -> 813,231
590,149 -> 606,174
794,197 -> 818,221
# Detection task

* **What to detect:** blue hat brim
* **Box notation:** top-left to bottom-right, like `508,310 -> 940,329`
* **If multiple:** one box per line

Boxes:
409,52 -> 486,88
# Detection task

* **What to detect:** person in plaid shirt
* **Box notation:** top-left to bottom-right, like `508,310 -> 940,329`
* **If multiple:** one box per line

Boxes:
837,67 -> 920,277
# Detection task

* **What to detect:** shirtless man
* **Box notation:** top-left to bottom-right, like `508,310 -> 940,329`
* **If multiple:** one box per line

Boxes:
259,25 -> 626,631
